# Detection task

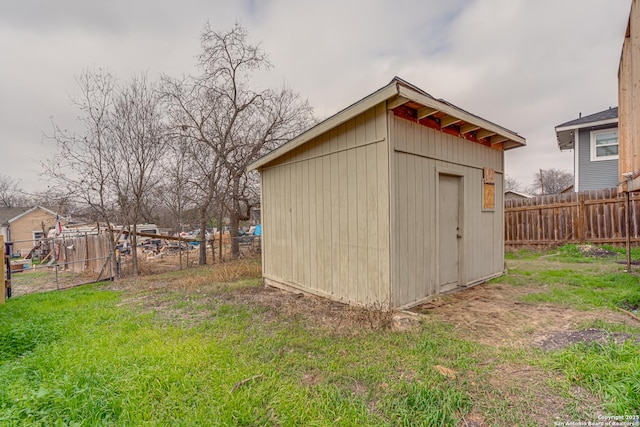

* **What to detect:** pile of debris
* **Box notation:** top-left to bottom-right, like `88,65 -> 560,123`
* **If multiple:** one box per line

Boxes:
576,244 -> 617,258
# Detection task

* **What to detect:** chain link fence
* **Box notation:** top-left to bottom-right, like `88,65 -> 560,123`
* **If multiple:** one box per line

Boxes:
4,232 -> 261,298
5,234 -> 113,297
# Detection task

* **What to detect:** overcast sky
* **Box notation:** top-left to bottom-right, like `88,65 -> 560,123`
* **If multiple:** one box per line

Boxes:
0,0 -> 630,194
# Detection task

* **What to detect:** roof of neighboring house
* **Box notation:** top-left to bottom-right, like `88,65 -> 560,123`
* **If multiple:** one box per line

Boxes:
248,76 -> 526,171
0,206 -> 60,226
560,184 -> 574,194
0,207 -> 30,226
556,107 -> 618,150
504,190 -> 533,199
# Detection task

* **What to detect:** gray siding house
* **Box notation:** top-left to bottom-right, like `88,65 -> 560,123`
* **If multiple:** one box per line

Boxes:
556,107 -> 619,191
249,77 -> 525,310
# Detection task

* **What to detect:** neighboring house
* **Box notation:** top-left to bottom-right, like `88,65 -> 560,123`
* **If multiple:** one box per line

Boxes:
0,206 -> 63,256
560,185 -> 575,194
555,107 -> 619,192
504,190 -> 533,200
0,207 -> 28,243
248,77 -> 525,310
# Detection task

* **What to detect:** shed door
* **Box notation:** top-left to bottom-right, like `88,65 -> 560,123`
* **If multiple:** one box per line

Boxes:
438,174 -> 461,293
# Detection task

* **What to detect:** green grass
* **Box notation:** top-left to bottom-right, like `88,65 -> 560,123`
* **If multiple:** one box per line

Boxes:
506,243 -> 640,263
0,285 -> 482,426
522,270 -> 640,309
501,244 -> 640,310
1,247 -> 639,425
549,341 -> 640,413
501,244 -> 640,416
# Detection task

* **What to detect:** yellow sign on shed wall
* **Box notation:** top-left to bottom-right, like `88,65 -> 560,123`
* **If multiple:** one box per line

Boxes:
483,168 -> 495,210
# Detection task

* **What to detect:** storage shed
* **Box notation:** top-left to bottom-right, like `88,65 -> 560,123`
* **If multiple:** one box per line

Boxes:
248,77 -> 525,310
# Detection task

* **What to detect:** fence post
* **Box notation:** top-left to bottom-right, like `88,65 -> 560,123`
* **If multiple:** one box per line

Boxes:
54,238 -> 59,290
1,235 -> 5,304
626,191 -> 632,271
578,193 -> 586,243
84,232 -> 89,270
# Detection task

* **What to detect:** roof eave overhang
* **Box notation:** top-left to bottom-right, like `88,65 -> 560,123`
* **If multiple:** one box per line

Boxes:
7,206 -> 61,224
395,85 -> 526,149
555,118 -> 619,151
556,129 -> 575,151
555,118 -> 618,133
249,79 -> 526,171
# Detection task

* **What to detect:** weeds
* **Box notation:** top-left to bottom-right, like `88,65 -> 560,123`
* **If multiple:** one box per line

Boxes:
550,341 -> 640,413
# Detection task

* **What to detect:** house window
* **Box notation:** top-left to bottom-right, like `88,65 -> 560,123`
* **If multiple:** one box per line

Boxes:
33,231 -> 45,245
590,129 -> 618,161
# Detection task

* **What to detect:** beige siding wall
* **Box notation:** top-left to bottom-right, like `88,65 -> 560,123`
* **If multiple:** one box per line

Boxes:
260,103 -> 391,307
11,209 -> 57,255
390,114 -> 504,307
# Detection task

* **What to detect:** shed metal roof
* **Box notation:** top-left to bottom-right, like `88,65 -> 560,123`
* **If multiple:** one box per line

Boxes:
555,107 -> 618,151
248,77 -> 526,171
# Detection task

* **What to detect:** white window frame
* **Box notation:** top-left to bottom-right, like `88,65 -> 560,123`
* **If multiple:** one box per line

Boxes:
590,129 -> 618,162
32,231 -> 45,246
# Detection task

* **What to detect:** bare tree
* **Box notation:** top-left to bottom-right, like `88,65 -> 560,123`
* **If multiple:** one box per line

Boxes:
46,69 -> 167,276
0,174 -> 28,207
163,23 -> 315,262
528,168 -> 574,195
199,23 -> 315,258
110,74 -> 167,275
223,87 -> 314,257
156,137 -> 194,233
30,188 -> 78,218
504,175 -> 524,193
45,69 -> 122,274
162,73 -> 228,265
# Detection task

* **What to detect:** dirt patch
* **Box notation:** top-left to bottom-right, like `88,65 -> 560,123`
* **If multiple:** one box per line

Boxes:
301,372 -> 323,386
533,328 -> 634,351
459,413 -> 485,427
413,283 -> 636,349
409,270 -> 634,425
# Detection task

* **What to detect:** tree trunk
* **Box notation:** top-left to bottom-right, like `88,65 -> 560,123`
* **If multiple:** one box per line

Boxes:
230,211 -> 240,258
218,211 -> 224,262
105,225 -> 119,279
230,177 -> 241,258
198,218 -> 207,265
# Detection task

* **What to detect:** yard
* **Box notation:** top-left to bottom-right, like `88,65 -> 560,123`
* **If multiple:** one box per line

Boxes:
0,245 -> 638,426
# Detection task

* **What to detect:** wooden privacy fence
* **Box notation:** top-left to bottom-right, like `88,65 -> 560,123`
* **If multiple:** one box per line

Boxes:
57,233 -> 112,274
505,188 -> 640,247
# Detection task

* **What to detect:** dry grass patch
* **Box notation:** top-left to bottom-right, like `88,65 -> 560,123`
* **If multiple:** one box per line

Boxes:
107,258 -> 394,332
415,282 -> 635,348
